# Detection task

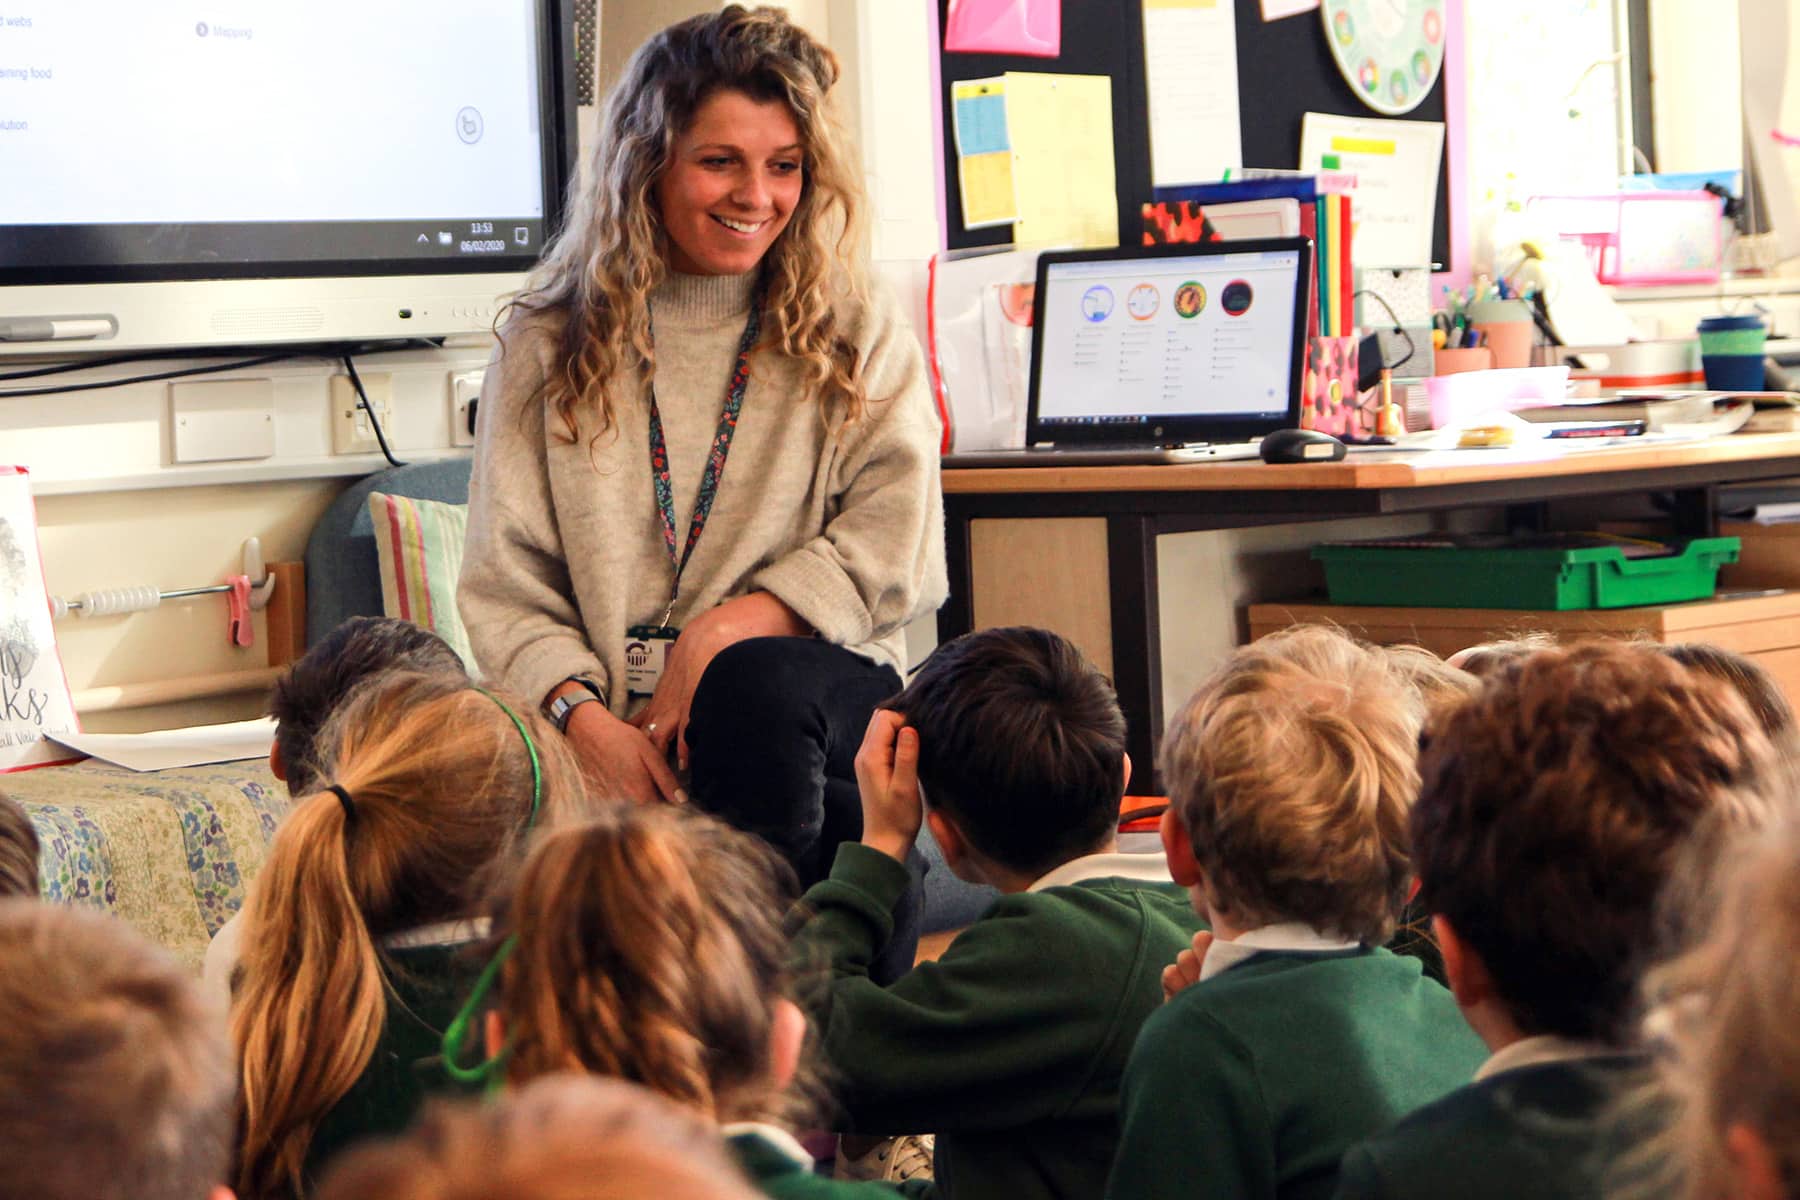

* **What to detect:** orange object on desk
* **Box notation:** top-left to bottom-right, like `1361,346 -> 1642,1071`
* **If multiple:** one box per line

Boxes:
1432,346 -> 1493,375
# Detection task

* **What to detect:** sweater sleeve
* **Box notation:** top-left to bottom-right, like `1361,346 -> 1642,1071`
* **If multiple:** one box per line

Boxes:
791,844 -> 1119,1135
456,321 -> 608,705
751,285 -> 947,647
1105,1003 -> 1276,1200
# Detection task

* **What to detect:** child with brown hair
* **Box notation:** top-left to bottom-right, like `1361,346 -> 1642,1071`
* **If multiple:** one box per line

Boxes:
1107,625 -> 1485,1200
0,900 -> 235,1200
792,625 -> 1204,1200
316,1075 -> 764,1200
230,670 -> 593,1200
485,804 -> 918,1199
1647,816 -> 1800,1200
1333,641 -> 1779,1200
0,788 -> 39,897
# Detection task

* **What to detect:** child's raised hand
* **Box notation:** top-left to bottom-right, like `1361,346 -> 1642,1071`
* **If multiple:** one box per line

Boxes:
1161,930 -> 1215,1002
853,709 -> 923,864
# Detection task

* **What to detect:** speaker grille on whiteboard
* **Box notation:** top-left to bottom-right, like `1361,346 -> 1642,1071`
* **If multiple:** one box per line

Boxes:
575,0 -> 597,106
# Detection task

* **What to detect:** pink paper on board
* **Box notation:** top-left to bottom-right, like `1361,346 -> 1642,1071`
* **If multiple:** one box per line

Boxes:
944,0 -> 1060,58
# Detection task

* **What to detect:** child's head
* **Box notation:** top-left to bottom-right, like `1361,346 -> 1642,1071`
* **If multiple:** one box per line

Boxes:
0,900 -> 233,1200
1445,631 -> 1556,678
1660,641 -> 1796,742
0,788 -> 39,898
269,615 -> 468,795
1160,625 -> 1420,943
1647,817 -> 1799,1200
883,626 -> 1127,880
1382,643 -> 1479,718
233,671 -> 592,1200
315,1075 -> 761,1200
492,805 -> 804,1125
1414,642 -> 1777,1046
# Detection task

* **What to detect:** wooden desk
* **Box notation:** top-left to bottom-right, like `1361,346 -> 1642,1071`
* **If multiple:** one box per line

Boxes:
940,433 -> 1800,792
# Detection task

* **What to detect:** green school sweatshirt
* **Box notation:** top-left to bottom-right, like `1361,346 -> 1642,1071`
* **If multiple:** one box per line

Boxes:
727,1127 -> 934,1199
1106,948 -> 1487,1200
302,939 -> 486,1189
792,842 -> 1206,1200
1332,1055 -> 1657,1200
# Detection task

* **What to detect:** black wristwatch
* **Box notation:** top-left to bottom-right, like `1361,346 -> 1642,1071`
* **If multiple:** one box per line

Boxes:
546,676 -> 606,734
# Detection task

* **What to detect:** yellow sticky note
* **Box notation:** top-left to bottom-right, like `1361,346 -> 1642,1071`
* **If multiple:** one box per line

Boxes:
1004,72 -> 1118,250
960,151 -> 1018,228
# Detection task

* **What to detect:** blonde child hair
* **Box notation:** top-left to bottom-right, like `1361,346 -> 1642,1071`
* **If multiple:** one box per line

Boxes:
1161,624 -> 1419,943
0,900 -> 233,1200
491,804 -> 805,1124
231,671 -> 592,1200
314,1075 -> 762,1200
1646,816 -> 1800,1200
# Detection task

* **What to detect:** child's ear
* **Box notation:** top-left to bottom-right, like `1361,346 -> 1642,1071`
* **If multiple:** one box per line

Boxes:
1159,808 -> 1202,888
1433,915 -> 1491,1010
209,1187 -> 237,1200
768,998 -> 807,1092
267,743 -> 286,782
485,1010 -> 505,1060
1120,751 -> 1132,794
1726,1123 -> 1786,1200
925,809 -> 965,873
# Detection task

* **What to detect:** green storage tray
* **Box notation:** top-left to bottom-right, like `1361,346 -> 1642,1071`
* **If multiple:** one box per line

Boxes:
1311,534 -> 1741,610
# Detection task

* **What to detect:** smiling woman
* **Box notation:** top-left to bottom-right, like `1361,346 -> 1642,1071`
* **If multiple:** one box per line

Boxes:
458,5 -> 946,975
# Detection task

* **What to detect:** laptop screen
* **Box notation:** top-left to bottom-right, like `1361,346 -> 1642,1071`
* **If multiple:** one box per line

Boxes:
1028,239 -> 1311,447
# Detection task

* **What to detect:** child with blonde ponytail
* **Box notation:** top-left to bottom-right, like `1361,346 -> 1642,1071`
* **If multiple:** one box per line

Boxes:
487,805 -> 921,1198
230,670 -> 593,1200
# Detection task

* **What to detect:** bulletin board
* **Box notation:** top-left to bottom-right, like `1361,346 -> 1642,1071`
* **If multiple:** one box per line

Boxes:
936,0 -> 1456,269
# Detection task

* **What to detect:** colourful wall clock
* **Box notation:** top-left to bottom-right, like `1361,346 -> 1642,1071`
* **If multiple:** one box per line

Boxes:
1321,0 -> 1445,116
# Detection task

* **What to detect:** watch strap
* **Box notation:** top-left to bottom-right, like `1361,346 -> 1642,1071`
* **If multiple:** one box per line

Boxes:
548,690 -> 601,735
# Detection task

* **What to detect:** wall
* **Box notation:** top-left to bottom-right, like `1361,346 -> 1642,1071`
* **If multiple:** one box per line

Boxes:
9,4 -> 1759,740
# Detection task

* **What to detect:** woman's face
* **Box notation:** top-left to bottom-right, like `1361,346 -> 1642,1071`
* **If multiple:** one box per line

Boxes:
655,88 -> 804,276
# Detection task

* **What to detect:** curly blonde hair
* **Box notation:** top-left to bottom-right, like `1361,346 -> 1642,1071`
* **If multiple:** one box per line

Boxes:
1162,625 -> 1421,944
510,5 -> 868,444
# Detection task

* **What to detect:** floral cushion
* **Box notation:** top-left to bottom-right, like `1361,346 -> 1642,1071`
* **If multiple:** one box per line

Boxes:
5,759 -> 286,970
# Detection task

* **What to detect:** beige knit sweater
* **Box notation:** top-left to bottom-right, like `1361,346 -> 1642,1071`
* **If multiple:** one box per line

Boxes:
458,269 -> 947,714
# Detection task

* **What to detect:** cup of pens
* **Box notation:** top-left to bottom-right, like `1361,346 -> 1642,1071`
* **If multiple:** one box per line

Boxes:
1468,298 -> 1534,370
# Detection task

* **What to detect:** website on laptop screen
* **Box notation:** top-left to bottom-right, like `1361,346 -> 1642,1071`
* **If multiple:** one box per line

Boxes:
1035,247 -> 1302,433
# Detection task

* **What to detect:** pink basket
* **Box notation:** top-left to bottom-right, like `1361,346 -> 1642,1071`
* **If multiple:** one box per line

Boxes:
1527,192 -> 1724,285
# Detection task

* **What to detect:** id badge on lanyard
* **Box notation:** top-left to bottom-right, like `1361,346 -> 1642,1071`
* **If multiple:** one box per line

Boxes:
625,298 -> 760,697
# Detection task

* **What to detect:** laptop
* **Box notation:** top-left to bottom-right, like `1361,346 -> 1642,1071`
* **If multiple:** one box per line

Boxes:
945,237 -> 1313,466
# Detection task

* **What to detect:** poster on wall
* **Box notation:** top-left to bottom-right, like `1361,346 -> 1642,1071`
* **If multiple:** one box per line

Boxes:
0,468 -> 80,772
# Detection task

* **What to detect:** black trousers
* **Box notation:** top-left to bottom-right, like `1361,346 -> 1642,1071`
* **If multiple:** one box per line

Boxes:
685,635 -> 923,981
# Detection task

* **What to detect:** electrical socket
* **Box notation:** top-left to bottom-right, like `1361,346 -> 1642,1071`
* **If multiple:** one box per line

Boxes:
331,372 -> 395,455
449,369 -> 482,448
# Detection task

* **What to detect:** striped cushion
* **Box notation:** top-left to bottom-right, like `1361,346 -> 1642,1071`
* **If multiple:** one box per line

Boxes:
367,492 -> 476,672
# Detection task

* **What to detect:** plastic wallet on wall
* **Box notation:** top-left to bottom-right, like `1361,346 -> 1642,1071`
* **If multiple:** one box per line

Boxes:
927,248 -> 1044,453
944,0 -> 1061,57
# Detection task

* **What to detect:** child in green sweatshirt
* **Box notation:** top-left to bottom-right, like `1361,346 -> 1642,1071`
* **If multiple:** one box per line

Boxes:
1107,626 -> 1486,1200
792,626 -> 1206,1200
1334,641 -> 1781,1200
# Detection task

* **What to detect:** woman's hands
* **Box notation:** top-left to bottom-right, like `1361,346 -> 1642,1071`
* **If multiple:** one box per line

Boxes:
563,701 -> 685,806
629,591 -> 810,770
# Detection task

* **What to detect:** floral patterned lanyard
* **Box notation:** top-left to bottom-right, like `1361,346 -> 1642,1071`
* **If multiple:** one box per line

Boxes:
646,298 -> 762,629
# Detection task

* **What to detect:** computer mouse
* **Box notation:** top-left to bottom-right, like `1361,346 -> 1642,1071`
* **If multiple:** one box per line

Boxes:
1260,428 -> 1347,464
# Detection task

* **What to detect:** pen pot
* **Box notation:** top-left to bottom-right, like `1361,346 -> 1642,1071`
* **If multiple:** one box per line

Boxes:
1697,314 -> 1767,391
1431,346 -> 1494,376
1469,299 -> 1534,369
